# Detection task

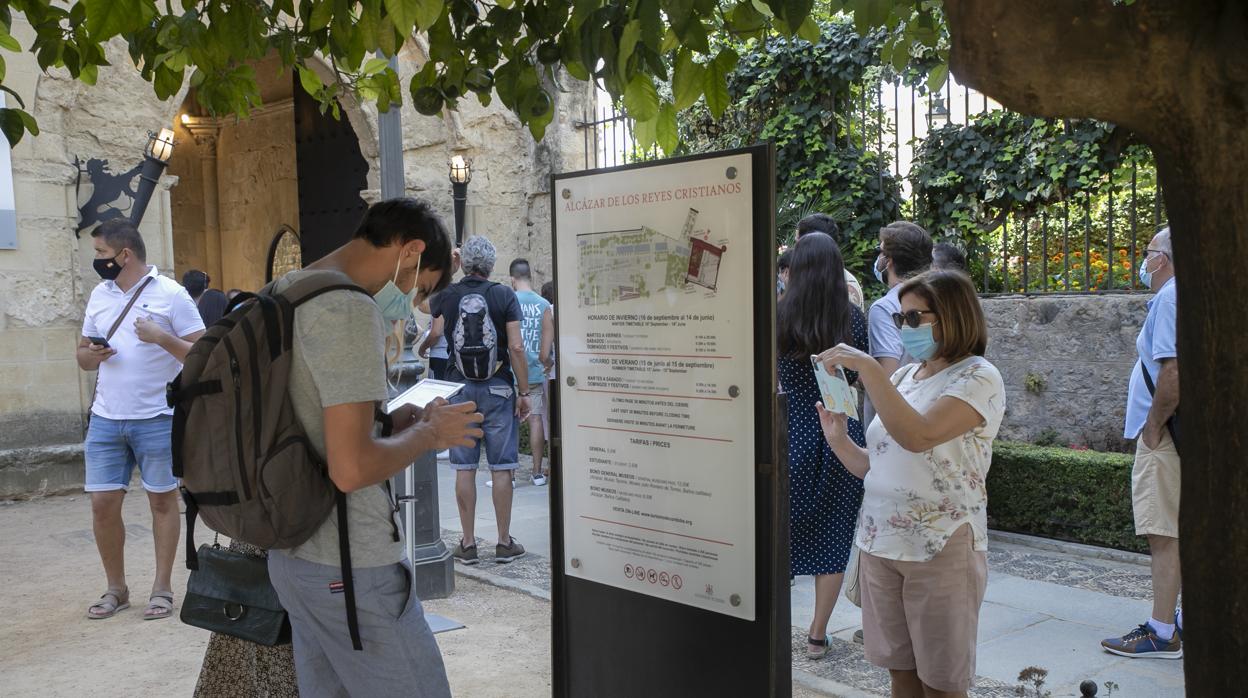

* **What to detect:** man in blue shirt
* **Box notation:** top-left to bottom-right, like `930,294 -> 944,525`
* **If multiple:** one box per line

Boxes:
509,258 -> 554,486
1102,227 -> 1183,659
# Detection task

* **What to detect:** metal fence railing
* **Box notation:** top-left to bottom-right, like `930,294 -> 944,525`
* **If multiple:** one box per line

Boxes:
577,79 -> 1163,295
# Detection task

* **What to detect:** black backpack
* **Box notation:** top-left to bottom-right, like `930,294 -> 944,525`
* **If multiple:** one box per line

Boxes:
452,282 -> 501,381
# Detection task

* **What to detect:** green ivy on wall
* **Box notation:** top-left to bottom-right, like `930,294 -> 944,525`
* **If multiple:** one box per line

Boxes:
676,20 -> 906,279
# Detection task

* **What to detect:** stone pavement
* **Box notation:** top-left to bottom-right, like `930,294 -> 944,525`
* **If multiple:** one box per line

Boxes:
440,458 -> 1185,697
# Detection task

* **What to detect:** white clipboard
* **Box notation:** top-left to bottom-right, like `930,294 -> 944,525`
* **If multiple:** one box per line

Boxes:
385,378 -> 465,414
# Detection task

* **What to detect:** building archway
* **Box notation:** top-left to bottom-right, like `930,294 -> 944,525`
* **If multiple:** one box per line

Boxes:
167,51 -> 372,293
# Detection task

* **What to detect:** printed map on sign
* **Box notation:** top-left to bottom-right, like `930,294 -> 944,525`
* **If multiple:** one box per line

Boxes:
576,227 -> 691,307
576,209 -> 727,307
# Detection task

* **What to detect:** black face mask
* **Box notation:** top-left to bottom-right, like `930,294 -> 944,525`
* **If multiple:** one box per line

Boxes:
93,254 -> 125,281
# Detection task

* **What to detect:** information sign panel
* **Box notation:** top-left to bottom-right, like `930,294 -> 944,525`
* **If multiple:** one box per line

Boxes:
553,150 -> 759,619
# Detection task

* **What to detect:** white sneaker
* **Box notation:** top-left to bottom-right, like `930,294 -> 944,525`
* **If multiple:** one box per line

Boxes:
437,450 -> 450,460
533,474 -> 548,486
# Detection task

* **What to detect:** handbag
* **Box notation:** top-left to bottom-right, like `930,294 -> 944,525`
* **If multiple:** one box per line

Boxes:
180,542 -> 292,646
844,542 -> 862,607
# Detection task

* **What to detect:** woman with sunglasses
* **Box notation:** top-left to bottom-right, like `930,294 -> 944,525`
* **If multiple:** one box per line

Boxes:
777,232 -> 870,658
815,269 -> 1005,698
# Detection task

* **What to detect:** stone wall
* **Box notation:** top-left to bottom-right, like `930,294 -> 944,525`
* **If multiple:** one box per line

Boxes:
983,293 -> 1150,451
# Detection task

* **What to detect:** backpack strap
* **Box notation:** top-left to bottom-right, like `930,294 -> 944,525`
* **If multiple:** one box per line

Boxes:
336,489 -> 364,651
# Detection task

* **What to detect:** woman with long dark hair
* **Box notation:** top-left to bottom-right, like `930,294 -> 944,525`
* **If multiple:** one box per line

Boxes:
777,232 -> 870,658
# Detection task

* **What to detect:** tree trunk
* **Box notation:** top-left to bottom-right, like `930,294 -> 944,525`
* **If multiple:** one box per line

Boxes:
944,1 -> 1248,692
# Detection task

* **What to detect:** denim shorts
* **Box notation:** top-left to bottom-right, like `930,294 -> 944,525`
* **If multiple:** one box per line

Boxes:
449,376 -> 518,471
84,414 -> 178,493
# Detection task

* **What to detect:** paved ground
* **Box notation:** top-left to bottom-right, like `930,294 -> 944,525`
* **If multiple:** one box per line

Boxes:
440,456 -> 1185,697
0,459 -> 1184,697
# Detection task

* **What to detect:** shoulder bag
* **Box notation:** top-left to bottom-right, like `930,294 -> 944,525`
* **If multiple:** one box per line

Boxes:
180,541 -> 292,646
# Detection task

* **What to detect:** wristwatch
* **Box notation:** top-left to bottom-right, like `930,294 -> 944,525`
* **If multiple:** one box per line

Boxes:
518,390 -> 531,397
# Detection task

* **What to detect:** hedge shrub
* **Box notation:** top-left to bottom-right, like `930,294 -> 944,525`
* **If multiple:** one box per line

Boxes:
987,441 -> 1145,554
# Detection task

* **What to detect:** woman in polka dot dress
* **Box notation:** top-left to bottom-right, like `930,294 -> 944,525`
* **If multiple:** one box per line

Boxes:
777,232 -> 869,658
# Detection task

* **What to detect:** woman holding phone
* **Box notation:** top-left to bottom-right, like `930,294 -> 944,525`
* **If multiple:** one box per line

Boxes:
777,232 -> 869,658
816,269 -> 1005,697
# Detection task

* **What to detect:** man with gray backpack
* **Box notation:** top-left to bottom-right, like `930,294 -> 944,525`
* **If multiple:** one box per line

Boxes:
171,198 -> 481,697
431,235 -> 531,565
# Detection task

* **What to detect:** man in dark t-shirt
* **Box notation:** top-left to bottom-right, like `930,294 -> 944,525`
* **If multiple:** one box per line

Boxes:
428,235 -> 530,565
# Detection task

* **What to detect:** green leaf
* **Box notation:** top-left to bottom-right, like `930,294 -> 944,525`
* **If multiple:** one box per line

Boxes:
633,114 -> 657,151
796,16 -> 820,43
85,0 -> 151,40
0,32 -> 20,52
617,19 -> 641,78
296,64 -> 323,96
703,48 -> 738,119
308,1 -> 334,31
728,1 -> 767,34
671,51 -> 704,111
415,0 -> 444,31
622,73 -> 658,122
384,0 -> 417,37
80,63 -> 99,85
782,0 -> 813,34
851,0 -> 890,35
656,102 -> 678,155
363,57 -> 390,75
927,63 -> 948,93
16,108 -> 38,136
0,108 -> 25,147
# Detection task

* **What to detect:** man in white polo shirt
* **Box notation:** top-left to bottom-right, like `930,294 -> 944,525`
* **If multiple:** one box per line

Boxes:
77,219 -> 205,621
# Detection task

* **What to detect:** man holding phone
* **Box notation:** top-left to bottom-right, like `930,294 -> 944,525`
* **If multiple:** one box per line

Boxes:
77,219 -> 205,621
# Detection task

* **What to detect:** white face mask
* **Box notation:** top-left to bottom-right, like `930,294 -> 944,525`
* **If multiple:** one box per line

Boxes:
873,254 -> 888,285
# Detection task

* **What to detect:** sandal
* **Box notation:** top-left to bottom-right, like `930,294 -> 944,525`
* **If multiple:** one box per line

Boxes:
87,588 -> 130,619
806,634 -> 832,659
143,592 -> 175,620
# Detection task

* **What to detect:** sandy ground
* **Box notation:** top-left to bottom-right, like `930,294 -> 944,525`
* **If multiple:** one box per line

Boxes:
0,493 -> 831,697
0,494 -> 552,698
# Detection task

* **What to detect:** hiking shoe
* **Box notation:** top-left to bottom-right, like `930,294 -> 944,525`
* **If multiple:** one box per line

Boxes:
533,473 -> 548,486
495,537 -> 526,563
452,540 -> 479,565
1101,624 -> 1182,659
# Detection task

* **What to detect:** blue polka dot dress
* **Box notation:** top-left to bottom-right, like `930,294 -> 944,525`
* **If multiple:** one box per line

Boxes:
779,306 -> 868,577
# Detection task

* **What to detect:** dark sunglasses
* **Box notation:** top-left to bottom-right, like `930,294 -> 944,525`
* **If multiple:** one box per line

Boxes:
891,310 -> 938,329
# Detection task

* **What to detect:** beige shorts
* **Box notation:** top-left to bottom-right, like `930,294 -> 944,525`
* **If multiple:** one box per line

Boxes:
525,383 -> 546,418
1133,432 -> 1180,538
859,525 -> 988,693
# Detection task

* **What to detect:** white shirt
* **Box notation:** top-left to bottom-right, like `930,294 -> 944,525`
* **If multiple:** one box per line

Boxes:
82,266 -> 205,420
857,356 -> 1006,562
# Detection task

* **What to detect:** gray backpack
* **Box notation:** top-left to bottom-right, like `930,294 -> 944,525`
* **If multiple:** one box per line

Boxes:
168,270 -> 380,651
452,284 -> 501,381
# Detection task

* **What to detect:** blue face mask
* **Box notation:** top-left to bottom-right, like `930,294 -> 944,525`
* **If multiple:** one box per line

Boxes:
873,254 -> 887,285
900,323 -> 939,361
375,252 -> 422,323
1139,255 -> 1156,288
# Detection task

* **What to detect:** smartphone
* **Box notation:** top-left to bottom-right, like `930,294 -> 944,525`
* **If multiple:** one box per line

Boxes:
87,336 -> 111,349
811,355 -> 858,420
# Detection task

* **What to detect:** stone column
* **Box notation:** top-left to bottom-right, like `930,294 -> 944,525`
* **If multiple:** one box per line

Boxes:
183,118 -> 223,284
